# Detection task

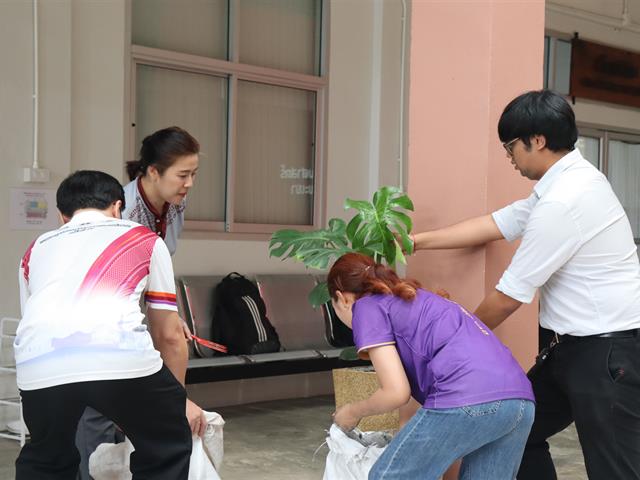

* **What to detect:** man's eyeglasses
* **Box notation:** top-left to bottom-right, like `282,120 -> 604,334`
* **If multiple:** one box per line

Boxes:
502,137 -> 520,156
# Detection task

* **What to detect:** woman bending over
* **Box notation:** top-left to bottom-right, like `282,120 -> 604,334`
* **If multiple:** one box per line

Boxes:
329,252 -> 535,480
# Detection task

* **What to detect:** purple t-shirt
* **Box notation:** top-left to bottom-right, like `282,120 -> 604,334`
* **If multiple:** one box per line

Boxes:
352,290 -> 534,409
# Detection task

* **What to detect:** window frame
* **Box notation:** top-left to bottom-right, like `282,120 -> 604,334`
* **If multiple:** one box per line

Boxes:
543,31 -> 573,94
576,126 -> 604,170
127,0 -> 328,236
577,123 -> 640,243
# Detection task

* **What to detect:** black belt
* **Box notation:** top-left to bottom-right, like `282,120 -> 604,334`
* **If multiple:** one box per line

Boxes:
554,328 -> 640,344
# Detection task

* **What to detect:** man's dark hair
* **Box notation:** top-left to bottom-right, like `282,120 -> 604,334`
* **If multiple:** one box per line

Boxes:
498,90 -> 578,152
56,170 -> 125,218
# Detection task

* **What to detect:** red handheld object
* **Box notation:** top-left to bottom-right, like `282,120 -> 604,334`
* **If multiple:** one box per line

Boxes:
192,335 -> 228,354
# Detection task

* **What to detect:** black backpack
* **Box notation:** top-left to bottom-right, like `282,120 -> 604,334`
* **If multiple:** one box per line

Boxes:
324,300 -> 355,348
211,273 -> 281,355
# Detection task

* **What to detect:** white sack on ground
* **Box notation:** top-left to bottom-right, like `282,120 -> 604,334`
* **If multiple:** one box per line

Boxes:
89,411 -> 225,480
201,411 -> 225,470
88,439 -> 134,480
322,424 -> 392,480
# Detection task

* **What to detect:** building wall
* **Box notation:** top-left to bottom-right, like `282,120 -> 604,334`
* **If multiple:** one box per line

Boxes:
70,0 -> 127,174
546,1 -> 640,131
0,0 -> 407,319
0,0 -> 71,317
406,0 -> 545,369
4,0 -> 639,387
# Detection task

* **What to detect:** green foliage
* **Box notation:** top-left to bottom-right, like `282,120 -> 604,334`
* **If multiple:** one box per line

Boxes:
269,186 -> 414,307
338,346 -> 359,361
269,218 -> 352,271
308,282 -> 332,308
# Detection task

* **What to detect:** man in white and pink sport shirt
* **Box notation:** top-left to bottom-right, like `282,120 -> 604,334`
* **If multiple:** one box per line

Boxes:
15,170 -> 192,480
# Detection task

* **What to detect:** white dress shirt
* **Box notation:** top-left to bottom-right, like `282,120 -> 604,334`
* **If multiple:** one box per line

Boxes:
492,149 -> 640,336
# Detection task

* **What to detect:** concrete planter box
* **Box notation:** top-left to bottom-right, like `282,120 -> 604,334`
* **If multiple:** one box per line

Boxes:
333,366 -> 399,432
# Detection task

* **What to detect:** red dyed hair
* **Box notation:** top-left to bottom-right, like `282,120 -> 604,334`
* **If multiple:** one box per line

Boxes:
328,253 -> 422,302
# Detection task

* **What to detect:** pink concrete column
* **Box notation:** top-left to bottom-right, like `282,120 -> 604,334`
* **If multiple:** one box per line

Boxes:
406,0 -> 545,368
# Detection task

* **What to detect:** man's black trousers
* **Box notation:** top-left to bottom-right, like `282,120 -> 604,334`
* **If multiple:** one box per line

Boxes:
518,328 -> 640,479
15,365 -> 192,480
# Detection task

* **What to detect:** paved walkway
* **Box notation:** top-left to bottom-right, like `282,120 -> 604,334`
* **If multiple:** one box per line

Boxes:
0,395 -> 586,479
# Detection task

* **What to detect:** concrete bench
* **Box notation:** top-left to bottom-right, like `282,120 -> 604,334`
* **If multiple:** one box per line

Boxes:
176,274 -> 366,385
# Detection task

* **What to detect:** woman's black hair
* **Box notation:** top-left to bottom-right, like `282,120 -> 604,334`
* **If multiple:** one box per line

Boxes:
126,126 -> 200,181
497,90 -> 578,152
57,170 -> 125,218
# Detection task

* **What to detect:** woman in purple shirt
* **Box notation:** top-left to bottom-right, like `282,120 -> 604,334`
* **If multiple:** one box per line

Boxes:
329,253 -> 535,479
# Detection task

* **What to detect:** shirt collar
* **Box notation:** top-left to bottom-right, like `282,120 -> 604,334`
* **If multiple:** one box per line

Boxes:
67,210 -> 116,225
533,149 -> 584,199
137,176 -> 169,219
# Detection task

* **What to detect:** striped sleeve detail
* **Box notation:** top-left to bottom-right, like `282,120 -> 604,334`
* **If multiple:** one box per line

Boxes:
145,291 -> 177,307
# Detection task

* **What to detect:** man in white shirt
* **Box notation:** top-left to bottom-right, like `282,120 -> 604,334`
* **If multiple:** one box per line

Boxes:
411,90 -> 640,479
15,171 -> 192,479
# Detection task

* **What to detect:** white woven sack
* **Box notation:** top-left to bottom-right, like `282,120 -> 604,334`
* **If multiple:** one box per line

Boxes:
88,441 -> 133,480
322,424 -> 391,480
202,411 -> 225,470
89,410 -> 224,480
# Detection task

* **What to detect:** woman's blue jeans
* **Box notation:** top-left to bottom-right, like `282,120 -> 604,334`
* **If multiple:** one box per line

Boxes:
369,399 -> 535,480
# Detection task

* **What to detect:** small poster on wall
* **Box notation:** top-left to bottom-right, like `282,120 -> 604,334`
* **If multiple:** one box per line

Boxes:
10,188 -> 60,231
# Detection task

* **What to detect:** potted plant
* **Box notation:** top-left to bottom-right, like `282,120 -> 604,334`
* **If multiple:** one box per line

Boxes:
269,185 -> 414,307
269,185 -> 414,431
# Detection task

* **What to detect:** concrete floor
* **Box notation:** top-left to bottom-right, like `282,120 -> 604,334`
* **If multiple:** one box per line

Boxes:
216,396 -> 588,480
0,394 -> 587,480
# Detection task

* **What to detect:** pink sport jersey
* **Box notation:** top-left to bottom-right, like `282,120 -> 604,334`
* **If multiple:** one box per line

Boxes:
16,211 -> 178,391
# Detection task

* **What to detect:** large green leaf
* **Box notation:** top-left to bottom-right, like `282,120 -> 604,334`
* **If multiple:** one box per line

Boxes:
381,229 -> 396,266
394,238 -> 407,265
308,282 -> 330,308
270,185 -> 415,274
344,199 -> 375,218
387,210 -> 412,232
394,227 -> 414,256
373,187 -> 392,217
342,187 -> 415,267
345,214 -> 363,244
269,218 -> 352,270
389,193 -> 414,211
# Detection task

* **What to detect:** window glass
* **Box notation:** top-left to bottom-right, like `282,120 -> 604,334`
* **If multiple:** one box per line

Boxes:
555,39 -> 572,95
608,138 -> 640,240
131,1 -> 325,231
544,35 -> 572,94
238,0 -> 321,74
234,81 -> 316,225
136,65 -> 228,222
575,136 -> 599,168
132,0 -> 228,59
